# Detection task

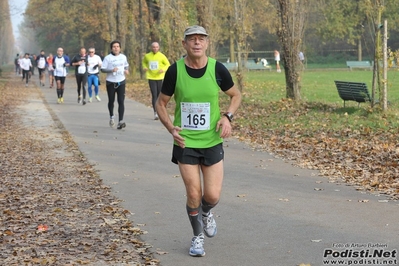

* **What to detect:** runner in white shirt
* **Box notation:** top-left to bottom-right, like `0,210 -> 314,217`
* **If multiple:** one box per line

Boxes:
53,47 -> 70,103
20,53 -> 32,87
101,40 -> 129,129
36,50 -> 47,86
87,48 -> 103,102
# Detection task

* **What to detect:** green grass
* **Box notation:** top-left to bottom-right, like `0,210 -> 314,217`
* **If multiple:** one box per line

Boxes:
240,69 -> 399,103
225,69 -> 399,134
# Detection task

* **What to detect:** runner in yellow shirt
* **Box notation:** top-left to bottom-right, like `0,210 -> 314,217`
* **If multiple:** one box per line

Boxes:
142,42 -> 170,120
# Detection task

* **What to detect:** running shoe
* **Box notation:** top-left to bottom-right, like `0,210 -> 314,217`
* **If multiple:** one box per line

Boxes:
96,95 -> 101,102
60,97 -> 64,103
89,97 -> 92,103
154,112 -> 159,120
202,212 -> 217,238
109,116 -> 115,127
189,233 -> 205,257
78,95 -> 81,103
82,99 -> 86,105
117,121 -> 126,130
57,98 -> 61,104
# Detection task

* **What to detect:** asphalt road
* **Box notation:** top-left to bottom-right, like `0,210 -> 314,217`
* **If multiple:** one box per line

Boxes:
31,77 -> 399,266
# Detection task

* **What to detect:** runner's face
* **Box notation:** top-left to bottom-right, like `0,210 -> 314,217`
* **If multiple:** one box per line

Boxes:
112,43 -> 121,55
183,34 -> 208,58
151,44 -> 159,54
89,50 -> 95,56
57,49 -> 63,57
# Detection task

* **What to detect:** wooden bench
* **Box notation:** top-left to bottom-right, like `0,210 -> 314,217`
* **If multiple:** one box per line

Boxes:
222,62 -> 238,71
346,61 -> 373,70
245,61 -> 272,71
334,81 -> 372,107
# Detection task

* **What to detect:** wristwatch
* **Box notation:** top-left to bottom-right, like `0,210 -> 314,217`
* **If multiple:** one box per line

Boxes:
223,112 -> 233,122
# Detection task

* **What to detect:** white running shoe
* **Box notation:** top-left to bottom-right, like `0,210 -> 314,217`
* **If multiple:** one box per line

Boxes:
96,95 -> 101,102
189,233 -> 205,257
202,212 -> 217,238
109,116 -> 115,127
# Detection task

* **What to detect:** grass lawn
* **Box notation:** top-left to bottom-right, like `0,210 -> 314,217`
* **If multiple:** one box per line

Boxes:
241,69 -> 399,105
230,69 -> 399,132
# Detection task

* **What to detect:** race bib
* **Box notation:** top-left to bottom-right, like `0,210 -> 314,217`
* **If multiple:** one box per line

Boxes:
149,61 -> 159,70
78,65 -> 86,74
181,102 -> 210,130
113,66 -> 124,76
38,58 -> 46,68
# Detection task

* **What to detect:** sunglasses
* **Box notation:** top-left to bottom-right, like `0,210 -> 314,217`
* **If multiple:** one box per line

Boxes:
89,51 -> 94,53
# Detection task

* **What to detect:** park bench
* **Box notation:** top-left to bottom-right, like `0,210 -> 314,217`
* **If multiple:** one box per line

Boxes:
245,61 -> 272,71
346,61 -> 373,70
334,80 -> 372,107
222,62 -> 238,71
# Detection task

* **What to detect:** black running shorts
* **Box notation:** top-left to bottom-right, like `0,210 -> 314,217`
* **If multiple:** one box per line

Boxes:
172,143 -> 224,166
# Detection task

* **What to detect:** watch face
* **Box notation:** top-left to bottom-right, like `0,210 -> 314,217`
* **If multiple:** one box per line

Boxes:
224,112 -> 233,121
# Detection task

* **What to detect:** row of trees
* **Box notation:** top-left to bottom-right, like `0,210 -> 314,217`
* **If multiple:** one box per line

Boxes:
2,0 -> 399,103
0,0 -> 14,67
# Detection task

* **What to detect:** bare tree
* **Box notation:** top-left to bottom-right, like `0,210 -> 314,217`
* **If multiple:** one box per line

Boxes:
276,0 -> 308,100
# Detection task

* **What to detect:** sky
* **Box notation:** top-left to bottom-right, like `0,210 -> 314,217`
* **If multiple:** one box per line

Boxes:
9,0 -> 28,38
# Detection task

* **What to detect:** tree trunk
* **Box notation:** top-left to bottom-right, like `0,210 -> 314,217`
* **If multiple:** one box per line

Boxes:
229,33 -> 235,63
138,0 -> 145,79
371,5 -> 382,108
107,0 -> 116,41
276,0 -> 308,101
126,0 -> 138,77
145,0 -> 161,42
382,19 -> 388,111
116,0 -> 125,47
233,0 -> 246,91
357,39 -> 362,61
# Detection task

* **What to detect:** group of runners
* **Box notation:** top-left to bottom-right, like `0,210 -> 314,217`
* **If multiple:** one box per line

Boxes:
15,50 -> 60,88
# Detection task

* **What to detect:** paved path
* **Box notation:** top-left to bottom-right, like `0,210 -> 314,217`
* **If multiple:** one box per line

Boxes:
30,78 -> 399,266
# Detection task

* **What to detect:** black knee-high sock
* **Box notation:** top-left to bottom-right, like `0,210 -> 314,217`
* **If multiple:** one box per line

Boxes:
186,205 -> 203,236
61,89 -> 64,97
57,89 -> 61,98
201,197 -> 218,216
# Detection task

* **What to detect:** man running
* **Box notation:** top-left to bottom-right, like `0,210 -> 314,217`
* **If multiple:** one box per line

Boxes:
20,53 -> 32,87
87,48 -> 103,102
142,42 -> 170,120
36,50 -> 47,86
71,47 -> 89,105
53,47 -> 70,103
47,53 -> 54,88
155,25 -> 241,257
101,40 -> 129,130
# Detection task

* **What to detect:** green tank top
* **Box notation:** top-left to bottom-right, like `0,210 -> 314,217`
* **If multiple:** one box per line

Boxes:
174,57 -> 222,148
